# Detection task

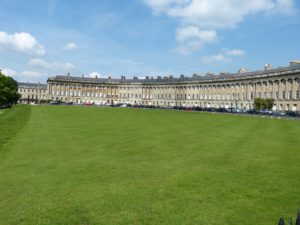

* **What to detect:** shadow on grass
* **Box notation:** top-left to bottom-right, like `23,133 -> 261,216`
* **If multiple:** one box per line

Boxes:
0,105 -> 31,150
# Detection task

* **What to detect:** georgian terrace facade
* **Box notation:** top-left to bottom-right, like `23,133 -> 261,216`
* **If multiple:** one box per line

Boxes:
18,82 -> 48,104
47,62 -> 300,111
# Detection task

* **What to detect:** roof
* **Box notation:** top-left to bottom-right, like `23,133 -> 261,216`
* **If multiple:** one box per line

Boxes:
18,82 -> 47,89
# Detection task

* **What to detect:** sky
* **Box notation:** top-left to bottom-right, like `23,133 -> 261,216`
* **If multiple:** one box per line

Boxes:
0,0 -> 300,82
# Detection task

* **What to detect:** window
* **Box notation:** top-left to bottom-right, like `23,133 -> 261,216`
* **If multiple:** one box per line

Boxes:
282,91 -> 286,99
293,104 -> 297,111
289,91 -> 293,99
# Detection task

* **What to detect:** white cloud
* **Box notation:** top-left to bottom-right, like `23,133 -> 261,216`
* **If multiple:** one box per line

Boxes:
225,49 -> 245,56
89,72 -> 101,78
28,58 -> 74,72
20,70 -> 45,78
202,48 -> 245,63
28,58 -> 48,68
143,0 -> 190,13
202,54 -> 231,63
176,26 -> 217,54
143,0 -> 296,53
202,49 -> 245,63
63,42 -> 77,50
1,67 -> 47,81
0,31 -> 45,56
1,68 -> 16,76
273,0 -> 296,15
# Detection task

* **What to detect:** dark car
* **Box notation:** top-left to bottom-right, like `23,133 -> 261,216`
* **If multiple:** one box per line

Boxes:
286,111 -> 300,117
49,101 -> 60,105
272,111 -> 286,117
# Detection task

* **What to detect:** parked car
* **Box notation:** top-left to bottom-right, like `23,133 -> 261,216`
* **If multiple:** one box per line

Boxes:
233,108 -> 244,113
215,108 -> 227,113
227,108 -> 243,113
286,111 -> 300,117
83,102 -> 94,106
49,101 -> 60,105
247,109 -> 257,114
259,109 -> 273,115
272,111 -> 286,117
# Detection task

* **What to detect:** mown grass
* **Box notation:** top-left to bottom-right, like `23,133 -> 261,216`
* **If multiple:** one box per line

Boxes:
0,105 -> 300,225
0,105 -> 31,149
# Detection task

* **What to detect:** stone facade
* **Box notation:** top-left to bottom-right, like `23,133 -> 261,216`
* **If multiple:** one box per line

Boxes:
18,82 -> 48,104
44,62 -> 300,111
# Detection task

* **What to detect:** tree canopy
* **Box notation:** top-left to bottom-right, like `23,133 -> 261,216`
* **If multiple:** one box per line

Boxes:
0,70 -> 20,108
254,98 -> 275,111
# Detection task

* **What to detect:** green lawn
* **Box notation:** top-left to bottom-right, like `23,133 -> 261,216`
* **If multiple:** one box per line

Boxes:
0,105 -> 300,225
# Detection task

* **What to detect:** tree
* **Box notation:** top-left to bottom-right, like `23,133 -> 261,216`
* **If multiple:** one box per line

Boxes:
254,98 -> 275,111
265,98 -> 275,110
0,70 -> 20,108
254,98 -> 263,111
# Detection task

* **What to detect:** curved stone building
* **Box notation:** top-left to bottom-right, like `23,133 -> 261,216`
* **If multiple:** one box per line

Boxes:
47,61 -> 300,111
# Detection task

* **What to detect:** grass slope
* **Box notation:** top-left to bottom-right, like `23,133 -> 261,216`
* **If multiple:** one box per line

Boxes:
0,105 -> 31,149
0,106 -> 300,225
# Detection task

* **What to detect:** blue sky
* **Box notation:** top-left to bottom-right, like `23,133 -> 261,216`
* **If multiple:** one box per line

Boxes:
0,0 -> 300,82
